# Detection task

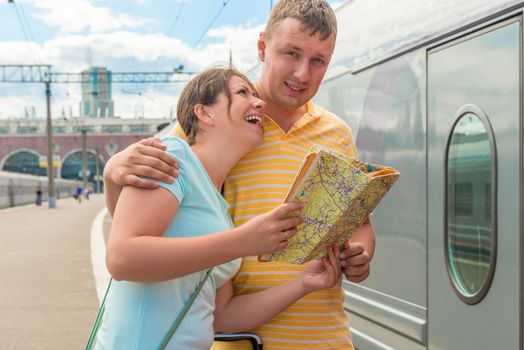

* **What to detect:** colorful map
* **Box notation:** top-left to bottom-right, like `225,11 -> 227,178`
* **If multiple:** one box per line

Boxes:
261,145 -> 400,264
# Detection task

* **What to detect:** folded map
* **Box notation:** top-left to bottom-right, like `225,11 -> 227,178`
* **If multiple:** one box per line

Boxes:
259,145 -> 400,264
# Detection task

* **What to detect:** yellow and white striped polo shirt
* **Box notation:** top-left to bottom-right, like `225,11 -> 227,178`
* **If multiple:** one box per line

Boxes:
221,101 -> 357,350
172,101 -> 357,349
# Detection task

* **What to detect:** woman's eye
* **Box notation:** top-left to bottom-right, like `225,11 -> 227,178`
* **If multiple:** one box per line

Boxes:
238,89 -> 247,95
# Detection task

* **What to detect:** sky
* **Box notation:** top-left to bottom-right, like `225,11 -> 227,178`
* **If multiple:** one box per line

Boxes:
0,0 -> 346,120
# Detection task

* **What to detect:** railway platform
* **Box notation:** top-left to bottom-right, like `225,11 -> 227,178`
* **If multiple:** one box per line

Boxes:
0,195 -> 106,350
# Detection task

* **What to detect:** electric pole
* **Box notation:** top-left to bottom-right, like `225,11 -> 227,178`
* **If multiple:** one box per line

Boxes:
95,147 -> 100,194
45,81 -> 56,208
81,128 -> 88,196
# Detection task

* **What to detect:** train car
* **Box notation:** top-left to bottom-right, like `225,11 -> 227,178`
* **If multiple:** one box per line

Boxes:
0,171 -> 77,209
312,0 -> 524,348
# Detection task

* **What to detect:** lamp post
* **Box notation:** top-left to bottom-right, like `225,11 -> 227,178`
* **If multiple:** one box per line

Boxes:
45,81 -> 56,208
81,128 -> 88,197
95,147 -> 100,194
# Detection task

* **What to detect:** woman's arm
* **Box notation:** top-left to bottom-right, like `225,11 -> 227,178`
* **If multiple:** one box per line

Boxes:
213,245 -> 341,332
106,186 -> 302,282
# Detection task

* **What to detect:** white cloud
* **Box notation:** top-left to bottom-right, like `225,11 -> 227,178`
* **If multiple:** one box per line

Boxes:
192,24 -> 263,71
113,88 -> 181,119
0,20 -> 264,119
41,31 -> 192,71
0,22 -> 263,73
0,41 -> 45,65
30,0 -> 152,34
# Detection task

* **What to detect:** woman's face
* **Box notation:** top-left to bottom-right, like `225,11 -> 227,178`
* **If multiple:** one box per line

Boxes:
207,75 -> 265,149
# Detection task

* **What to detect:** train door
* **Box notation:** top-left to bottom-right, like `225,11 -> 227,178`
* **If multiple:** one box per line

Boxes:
427,18 -> 521,349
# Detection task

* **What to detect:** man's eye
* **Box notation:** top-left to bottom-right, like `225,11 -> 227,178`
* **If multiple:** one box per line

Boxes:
313,57 -> 324,65
286,51 -> 298,57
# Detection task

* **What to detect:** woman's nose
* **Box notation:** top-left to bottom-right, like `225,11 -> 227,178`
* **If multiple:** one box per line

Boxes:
253,97 -> 265,110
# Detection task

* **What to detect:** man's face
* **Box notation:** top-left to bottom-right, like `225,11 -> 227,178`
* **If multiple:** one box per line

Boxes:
258,17 -> 335,114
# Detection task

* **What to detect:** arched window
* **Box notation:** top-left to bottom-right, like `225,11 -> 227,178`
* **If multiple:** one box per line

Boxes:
61,151 -> 105,183
3,151 -> 46,176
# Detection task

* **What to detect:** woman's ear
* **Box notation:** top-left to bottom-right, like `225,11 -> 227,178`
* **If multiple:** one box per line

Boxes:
194,104 -> 214,127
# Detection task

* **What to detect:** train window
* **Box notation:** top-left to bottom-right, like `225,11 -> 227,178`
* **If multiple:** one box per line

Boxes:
445,109 -> 496,304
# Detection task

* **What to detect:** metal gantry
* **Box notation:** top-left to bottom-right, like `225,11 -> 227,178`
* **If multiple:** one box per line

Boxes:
1,64 -> 195,208
0,64 -> 195,84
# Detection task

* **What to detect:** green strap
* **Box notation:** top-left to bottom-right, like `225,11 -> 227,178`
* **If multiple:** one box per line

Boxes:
85,270 -> 212,350
157,269 -> 212,350
85,278 -> 113,350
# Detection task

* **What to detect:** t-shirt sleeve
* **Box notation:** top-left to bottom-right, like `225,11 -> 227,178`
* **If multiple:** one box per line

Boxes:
157,137 -> 188,203
213,258 -> 241,289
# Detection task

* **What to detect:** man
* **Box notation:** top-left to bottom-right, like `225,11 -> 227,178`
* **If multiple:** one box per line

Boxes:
104,1 -> 374,348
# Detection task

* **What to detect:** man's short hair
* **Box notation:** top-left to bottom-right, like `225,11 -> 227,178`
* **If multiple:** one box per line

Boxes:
265,0 -> 337,41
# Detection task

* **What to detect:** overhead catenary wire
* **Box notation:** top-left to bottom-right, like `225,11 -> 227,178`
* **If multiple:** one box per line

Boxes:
168,1 -> 186,38
153,0 -> 232,97
152,1 -> 186,73
158,0 -> 232,70
10,0 -> 43,65
191,0 -> 232,50
176,0 -> 233,69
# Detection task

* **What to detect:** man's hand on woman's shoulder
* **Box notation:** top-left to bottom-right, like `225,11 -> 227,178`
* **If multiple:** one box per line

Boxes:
104,137 -> 180,189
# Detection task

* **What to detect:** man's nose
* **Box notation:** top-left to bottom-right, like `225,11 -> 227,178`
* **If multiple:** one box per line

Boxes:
293,59 -> 310,83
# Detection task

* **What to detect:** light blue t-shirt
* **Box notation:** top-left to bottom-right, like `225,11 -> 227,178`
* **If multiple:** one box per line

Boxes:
95,137 -> 241,350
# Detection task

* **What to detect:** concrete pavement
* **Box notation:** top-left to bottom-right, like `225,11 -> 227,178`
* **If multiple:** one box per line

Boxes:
0,195 -> 105,350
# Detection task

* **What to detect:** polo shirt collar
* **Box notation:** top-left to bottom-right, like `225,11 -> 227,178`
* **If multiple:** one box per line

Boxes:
264,101 -> 321,135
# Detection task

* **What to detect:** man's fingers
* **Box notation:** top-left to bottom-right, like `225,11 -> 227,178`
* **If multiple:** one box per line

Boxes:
139,137 -> 167,151
126,175 -> 160,189
142,155 -> 180,178
130,147 -> 179,178
340,243 -> 364,259
340,253 -> 369,268
135,165 -> 176,183
140,146 -> 179,170
344,264 -> 370,282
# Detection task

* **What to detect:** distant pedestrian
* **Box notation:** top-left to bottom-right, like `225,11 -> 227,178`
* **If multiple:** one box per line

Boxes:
75,185 -> 83,203
35,186 -> 43,206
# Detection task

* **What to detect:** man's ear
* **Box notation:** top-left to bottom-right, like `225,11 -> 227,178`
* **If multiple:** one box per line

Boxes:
194,104 -> 214,127
257,32 -> 266,62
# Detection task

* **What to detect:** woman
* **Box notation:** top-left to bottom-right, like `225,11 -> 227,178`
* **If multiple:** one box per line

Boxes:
94,67 -> 341,349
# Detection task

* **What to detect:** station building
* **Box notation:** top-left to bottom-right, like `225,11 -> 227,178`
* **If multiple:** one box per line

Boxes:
0,116 -> 172,185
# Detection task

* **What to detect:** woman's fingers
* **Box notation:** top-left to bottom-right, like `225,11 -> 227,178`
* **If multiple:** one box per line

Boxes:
272,202 -> 303,218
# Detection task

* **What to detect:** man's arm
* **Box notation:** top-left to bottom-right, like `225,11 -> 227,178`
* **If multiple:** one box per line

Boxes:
340,218 -> 375,282
103,138 -> 179,216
